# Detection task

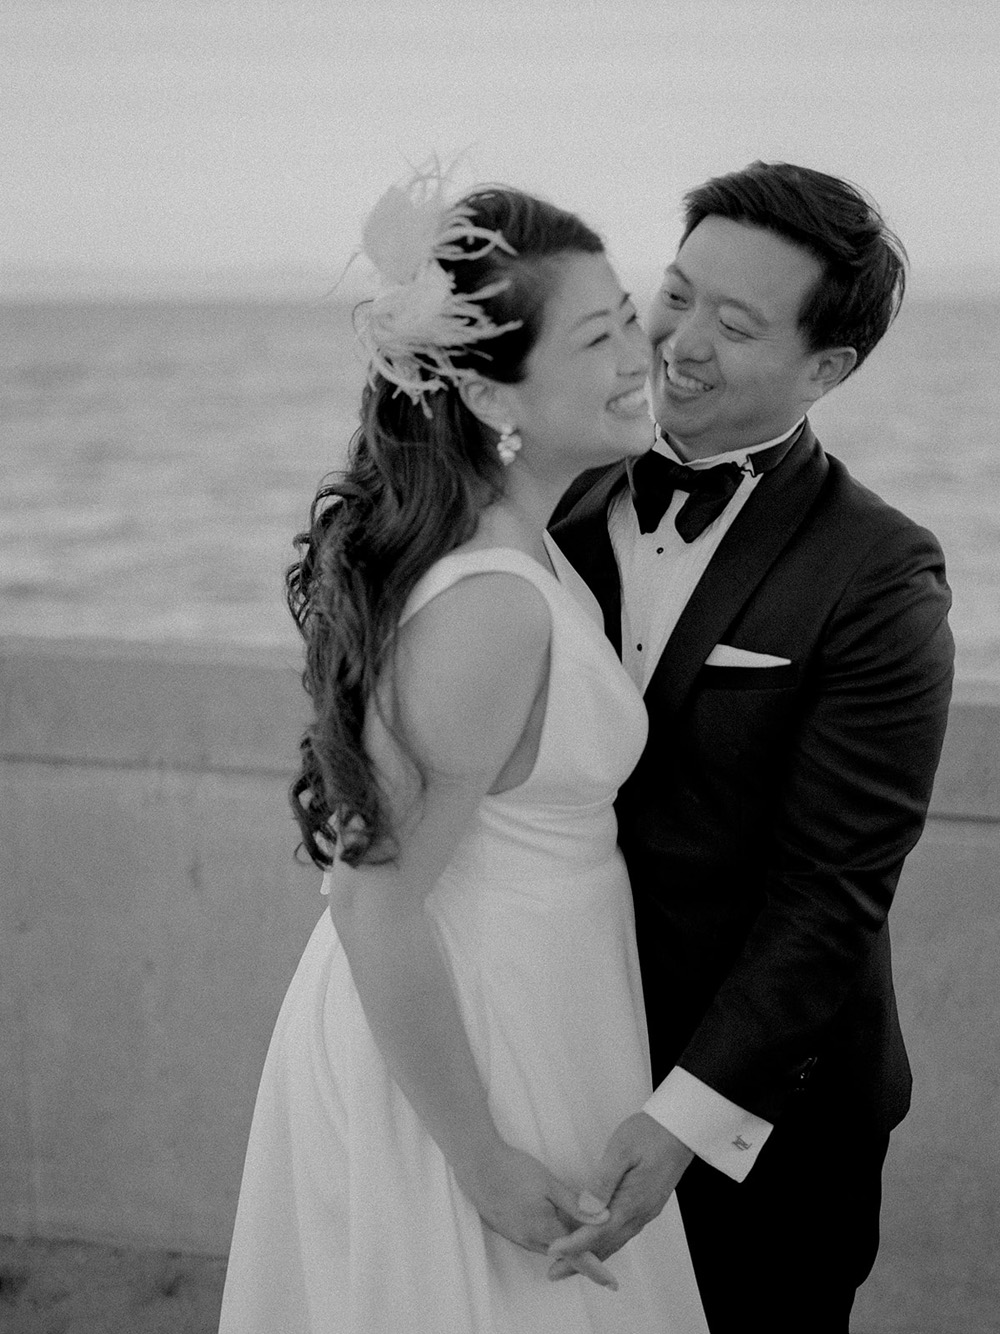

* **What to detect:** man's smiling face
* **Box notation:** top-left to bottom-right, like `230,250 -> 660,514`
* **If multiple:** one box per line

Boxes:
646,216 -> 829,459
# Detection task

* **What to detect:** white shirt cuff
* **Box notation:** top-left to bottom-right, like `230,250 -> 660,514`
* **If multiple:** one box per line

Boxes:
643,1066 -> 774,1182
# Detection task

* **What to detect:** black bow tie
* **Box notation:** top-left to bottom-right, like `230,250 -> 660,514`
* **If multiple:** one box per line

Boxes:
627,430 -> 801,542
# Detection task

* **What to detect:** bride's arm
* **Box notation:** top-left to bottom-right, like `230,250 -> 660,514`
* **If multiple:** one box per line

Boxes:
326,572 -> 610,1267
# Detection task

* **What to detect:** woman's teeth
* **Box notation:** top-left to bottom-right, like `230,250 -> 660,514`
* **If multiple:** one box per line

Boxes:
608,387 -> 648,416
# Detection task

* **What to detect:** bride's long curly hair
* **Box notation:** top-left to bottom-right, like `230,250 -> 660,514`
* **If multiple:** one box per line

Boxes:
286,188 -> 603,868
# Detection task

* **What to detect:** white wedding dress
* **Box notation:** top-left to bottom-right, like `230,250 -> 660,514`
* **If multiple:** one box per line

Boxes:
219,538 -> 708,1334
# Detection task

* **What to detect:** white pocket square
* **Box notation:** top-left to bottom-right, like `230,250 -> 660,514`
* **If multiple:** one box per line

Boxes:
705,644 -> 792,668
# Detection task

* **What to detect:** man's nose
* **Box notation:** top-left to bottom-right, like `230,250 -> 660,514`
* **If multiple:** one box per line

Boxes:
663,310 -> 712,362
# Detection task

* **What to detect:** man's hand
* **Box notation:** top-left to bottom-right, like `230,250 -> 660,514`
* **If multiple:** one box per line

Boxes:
452,1142 -> 619,1288
546,1113 -> 695,1277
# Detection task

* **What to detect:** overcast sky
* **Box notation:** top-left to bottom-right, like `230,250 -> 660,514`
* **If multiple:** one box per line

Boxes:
3,0 -> 999,296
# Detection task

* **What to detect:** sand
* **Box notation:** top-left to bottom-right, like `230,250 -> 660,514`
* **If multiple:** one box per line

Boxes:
0,1236 -> 226,1334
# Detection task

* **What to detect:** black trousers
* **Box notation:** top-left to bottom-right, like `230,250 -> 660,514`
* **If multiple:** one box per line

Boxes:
676,1100 -> 891,1334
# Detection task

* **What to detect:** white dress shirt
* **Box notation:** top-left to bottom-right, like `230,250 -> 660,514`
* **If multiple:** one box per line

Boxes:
611,420 -> 803,1181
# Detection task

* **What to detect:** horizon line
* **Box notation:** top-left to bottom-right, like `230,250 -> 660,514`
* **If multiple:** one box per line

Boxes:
3,261 -> 999,303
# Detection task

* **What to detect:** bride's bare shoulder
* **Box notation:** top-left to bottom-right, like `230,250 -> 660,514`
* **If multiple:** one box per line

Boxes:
397,565 -> 551,693
382,567 -> 552,780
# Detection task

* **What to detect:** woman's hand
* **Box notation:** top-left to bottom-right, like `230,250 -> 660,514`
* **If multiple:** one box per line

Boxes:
456,1141 -> 619,1289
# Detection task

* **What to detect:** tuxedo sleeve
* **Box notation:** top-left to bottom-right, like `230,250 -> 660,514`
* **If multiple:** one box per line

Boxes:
644,1066 -> 773,1181
677,517 -> 954,1122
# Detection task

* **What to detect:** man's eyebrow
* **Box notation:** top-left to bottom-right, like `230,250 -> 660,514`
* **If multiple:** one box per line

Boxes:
570,292 -> 633,332
664,262 -> 768,326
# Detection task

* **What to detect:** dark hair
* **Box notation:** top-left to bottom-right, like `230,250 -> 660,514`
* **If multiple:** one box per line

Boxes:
681,161 -> 907,374
287,188 -> 604,868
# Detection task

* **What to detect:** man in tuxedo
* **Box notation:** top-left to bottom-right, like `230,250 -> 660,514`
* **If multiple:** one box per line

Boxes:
548,162 -> 954,1331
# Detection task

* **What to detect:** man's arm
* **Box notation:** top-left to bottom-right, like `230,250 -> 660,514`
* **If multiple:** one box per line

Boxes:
677,518 -> 953,1116
551,516 -> 953,1269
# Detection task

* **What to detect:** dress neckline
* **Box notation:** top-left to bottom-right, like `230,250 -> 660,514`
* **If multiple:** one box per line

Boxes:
436,539 -> 560,583
405,537 -> 607,643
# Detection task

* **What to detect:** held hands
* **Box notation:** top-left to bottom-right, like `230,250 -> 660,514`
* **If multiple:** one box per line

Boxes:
456,1140 -> 620,1290
546,1113 -> 695,1281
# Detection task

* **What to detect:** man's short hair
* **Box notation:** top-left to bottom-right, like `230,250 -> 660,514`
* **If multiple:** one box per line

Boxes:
681,161 -> 907,374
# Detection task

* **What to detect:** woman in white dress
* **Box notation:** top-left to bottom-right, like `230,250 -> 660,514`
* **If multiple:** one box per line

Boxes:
219,168 -> 708,1334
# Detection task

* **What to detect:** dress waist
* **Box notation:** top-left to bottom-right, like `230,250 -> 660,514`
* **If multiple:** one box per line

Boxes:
450,799 -> 620,878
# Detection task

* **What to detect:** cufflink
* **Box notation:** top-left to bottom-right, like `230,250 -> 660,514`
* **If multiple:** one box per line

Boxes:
794,1056 -> 820,1089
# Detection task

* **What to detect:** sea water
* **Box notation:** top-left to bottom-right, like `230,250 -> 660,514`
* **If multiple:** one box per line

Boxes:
2,296 -> 998,678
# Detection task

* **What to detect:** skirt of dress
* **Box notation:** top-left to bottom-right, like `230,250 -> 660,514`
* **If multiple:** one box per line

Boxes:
219,904 -> 708,1334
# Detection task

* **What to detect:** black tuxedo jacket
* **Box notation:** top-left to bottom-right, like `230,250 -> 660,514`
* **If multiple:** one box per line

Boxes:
550,423 -> 954,1131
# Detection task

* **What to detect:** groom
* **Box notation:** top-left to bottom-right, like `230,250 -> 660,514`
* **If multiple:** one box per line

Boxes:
549,162 -> 954,1331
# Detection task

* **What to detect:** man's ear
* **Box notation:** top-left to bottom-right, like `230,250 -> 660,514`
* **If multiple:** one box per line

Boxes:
458,375 -> 517,434
808,346 -> 857,400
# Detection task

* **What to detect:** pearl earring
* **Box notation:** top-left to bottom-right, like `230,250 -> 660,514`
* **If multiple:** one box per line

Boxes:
497,424 -> 522,466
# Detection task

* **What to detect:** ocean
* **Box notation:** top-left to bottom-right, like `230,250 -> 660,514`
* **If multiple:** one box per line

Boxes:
2,296 -> 998,679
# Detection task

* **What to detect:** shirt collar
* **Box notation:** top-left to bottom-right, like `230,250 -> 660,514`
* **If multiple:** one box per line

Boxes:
654,418 -> 806,470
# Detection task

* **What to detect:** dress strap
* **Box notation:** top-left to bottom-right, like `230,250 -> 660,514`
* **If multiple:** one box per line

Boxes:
399,547 -> 559,628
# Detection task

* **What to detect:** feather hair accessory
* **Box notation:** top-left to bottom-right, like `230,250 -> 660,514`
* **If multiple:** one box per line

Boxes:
351,160 -> 523,414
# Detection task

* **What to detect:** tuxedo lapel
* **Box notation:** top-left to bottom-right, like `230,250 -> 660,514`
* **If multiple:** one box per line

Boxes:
645,426 -> 829,721
550,462 -> 628,655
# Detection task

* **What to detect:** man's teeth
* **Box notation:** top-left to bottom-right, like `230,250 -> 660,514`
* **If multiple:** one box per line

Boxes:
608,387 -> 647,413
665,363 -> 711,393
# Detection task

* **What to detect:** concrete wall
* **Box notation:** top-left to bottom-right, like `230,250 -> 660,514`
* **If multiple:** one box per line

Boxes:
1,637 -> 997,1334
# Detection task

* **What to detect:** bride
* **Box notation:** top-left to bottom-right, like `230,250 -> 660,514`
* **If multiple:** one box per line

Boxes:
218,166 -> 708,1334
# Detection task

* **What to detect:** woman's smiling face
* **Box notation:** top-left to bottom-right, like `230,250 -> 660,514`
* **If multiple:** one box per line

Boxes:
503,251 -> 654,475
